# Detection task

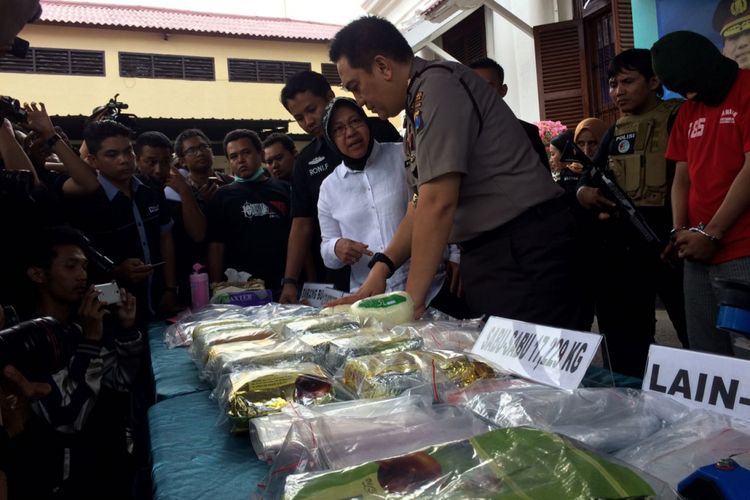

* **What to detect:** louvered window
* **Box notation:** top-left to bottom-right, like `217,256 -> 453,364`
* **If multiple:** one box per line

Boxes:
119,52 -> 214,80
228,59 -> 311,83
533,20 -> 589,130
321,63 -> 341,86
0,47 -> 104,76
441,7 -> 487,64
612,0 -> 634,53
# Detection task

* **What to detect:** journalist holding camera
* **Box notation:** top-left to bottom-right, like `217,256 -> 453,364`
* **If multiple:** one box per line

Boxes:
0,99 -> 101,309
0,226 -> 142,499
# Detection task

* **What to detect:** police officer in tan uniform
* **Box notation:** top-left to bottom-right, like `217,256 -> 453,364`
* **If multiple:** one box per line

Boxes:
578,48 -> 688,377
329,16 -> 583,329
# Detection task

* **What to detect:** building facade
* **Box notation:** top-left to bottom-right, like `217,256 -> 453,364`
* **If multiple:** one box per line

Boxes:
1,0 -> 348,157
364,0 -> 636,129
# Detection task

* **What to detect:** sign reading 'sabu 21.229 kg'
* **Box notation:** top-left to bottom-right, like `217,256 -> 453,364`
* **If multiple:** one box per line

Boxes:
471,316 -> 602,390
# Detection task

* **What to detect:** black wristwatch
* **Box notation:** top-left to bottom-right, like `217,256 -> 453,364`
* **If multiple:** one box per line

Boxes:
281,277 -> 298,287
368,252 -> 396,278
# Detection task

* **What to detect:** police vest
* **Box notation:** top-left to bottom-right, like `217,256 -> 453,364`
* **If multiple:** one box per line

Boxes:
608,99 -> 681,207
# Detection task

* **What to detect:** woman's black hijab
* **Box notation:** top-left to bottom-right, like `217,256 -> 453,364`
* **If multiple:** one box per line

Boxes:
322,96 -> 374,171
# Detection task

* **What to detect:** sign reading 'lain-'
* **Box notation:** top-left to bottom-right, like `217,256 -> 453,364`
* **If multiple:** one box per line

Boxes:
643,345 -> 750,420
471,316 -> 602,390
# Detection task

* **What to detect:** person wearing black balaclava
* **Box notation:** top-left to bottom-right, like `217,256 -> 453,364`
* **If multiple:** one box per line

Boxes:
655,30 -> 750,356
316,97 -> 450,302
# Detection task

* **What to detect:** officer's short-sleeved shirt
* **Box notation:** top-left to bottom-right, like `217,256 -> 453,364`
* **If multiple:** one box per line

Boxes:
404,57 -> 562,243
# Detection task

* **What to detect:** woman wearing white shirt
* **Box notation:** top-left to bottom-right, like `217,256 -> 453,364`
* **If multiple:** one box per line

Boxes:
317,97 -> 449,304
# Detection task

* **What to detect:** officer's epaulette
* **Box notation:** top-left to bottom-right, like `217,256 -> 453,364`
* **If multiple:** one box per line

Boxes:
405,62 -> 484,136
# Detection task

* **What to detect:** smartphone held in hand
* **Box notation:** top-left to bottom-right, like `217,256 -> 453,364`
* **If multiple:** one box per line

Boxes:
94,281 -> 121,305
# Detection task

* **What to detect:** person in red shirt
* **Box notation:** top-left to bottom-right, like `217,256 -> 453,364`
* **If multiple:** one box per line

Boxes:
653,30 -> 750,355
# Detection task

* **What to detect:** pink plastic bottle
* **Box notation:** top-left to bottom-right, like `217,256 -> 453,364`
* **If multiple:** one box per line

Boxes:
190,263 -> 209,310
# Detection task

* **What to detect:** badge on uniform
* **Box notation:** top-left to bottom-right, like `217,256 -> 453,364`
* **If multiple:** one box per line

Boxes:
413,91 -> 424,131
614,132 -> 636,155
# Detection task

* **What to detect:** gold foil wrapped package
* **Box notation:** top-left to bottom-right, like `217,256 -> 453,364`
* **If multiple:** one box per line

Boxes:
342,350 -> 494,399
218,363 -> 334,430
323,329 -> 424,372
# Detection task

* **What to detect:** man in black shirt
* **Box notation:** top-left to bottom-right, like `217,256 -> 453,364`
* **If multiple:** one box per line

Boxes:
262,132 -> 296,182
206,130 -> 291,299
162,129 -> 218,307
278,71 -> 401,302
135,131 -> 172,188
65,120 -> 176,324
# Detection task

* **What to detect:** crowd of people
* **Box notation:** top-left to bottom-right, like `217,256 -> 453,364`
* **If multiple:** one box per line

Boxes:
0,1 -> 749,498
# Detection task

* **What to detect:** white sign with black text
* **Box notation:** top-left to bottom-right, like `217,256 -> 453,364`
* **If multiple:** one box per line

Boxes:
643,345 -> 750,420
299,282 -> 345,308
470,316 -> 602,390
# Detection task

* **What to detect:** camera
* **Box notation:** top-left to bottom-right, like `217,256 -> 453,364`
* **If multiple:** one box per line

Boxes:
0,96 -> 27,124
93,281 -> 121,305
89,94 -> 137,131
0,317 -> 76,379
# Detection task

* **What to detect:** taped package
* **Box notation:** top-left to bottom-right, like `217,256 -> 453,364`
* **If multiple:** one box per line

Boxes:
203,337 -> 319,386
163,305 -> 248,347
191,323 -> 275,367
250,304 -> 320,335
615,411 -> 750,489
282,427 -> 676,499
321,329 -> 423,372
390,320 -> 482,353
250,395 -> 436,463
163,303 -> 317,348
258,402 -> 493,498
350,291 -> 414,325
341,350 -> 495,399
214,362 -> 336,431
463,385 -> 690,454
281,314 -> 361,339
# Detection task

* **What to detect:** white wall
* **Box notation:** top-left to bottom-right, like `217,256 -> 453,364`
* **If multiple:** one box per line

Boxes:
363,0 -> 574,122
487,0 -> 573,122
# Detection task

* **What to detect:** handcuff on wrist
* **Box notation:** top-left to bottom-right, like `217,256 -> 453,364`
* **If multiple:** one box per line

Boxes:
669,226 -> 688,241
688,223 -> 720,244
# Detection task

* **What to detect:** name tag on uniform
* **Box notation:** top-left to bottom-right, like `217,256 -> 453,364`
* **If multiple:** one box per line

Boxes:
308,163 -> 328,176
614,132 -> 636,155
